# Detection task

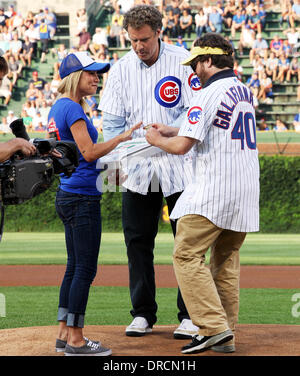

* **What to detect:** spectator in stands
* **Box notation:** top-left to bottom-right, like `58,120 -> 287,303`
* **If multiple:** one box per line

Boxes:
270,34 -> 283,57
2,25 -> 12,42
175,35 -> 187,49
7,55 -> 22,86
246,71 -> 260,98
75,8 -> 88,33
163,9 -> 178,38
283,27 -> 300,55
8,32 -> 23,61
6,110 -> 17,125
286,57 -> 300,82
252,54 -> 265,80
23,100 -> 37,118
85,95 -> 98,115
108,18 -> 126,48
20,35 -> 34,67
233,59 -> 243,81
5,4 -> 16,19
29,71 -> 47,91
258,4 -> 266,31
24,11 -> 35,29
40,7 -> 57,38
276,53 -> 290,82
179,0 -> 192,14
165,0 -> 181,21
38,18 -> 52,63
257,71 -> 273,102
258,118 -> 270,131
223,0 -> 237,28
247,8 -> 262,34
0,115 -> 11,134
111,4 -> 125,26
11,11 -> 24,35
280,0 -> 292,27
162,34 -> 173,44
42,82 -> 56,106
195,8 -> 207,38
297,85 -> 300,101
24,22 -> 39,57
293,111 -> 300,131
39,99 -> 51,120
26,81 -> 42,107
89,27 -> 108,56
289,0 -> 300,28
50,72 -> 61,96
231,8 -> 247,38
179,9 -> 193,38
76,26 -> 91,51
110,51 -> 119,65
94,51 -> 110,88
249,33 -> 268,62
21,109 -> 33,132
91,109 -> 102,131
283,39 -> 292,56
0,8 -> 9,27
53,43 -> 68,75
0,74 -> 12,106
0,34 -> 10,60
238,24 -> 255,56
202,0 -> 212,16
32,110 -> 47,130
265,51 -> 279,81
208,6 -> 223,34
274,118 -> 288,131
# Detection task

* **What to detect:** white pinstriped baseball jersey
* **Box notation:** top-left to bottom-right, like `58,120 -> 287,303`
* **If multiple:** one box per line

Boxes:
99,41 -> 200,196
170,70 -> 260,232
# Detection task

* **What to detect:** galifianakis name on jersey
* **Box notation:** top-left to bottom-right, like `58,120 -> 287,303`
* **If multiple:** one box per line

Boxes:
213,84 -> 254,131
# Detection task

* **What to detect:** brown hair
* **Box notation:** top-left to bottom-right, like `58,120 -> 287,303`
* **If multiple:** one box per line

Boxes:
123,5 -> 163,31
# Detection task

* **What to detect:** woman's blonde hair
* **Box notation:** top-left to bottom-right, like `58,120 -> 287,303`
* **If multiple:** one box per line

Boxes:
56,70 -> 89,112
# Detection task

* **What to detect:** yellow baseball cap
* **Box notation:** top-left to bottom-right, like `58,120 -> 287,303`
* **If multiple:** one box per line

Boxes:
181,46 -> 228,66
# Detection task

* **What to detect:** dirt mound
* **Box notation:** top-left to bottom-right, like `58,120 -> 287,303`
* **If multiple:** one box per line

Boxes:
0,324 -> 299,356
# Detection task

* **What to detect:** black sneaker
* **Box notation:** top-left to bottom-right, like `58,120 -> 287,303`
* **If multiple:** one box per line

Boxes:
181,329 -> 233,354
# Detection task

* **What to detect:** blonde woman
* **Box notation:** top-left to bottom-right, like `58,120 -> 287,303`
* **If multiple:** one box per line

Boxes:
50,51 -> 141,356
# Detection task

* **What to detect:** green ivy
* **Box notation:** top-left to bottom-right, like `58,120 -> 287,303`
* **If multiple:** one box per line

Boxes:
3,156 -> 300,233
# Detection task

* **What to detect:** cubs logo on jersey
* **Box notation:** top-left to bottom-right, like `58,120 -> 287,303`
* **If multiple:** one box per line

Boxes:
188,73 -> 202,91
154,76 -> 181,108
188,106 -> 202,125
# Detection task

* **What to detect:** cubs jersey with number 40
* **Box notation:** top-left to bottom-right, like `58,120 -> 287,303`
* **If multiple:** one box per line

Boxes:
99,41 -> 200,196
170,73 -> 260,232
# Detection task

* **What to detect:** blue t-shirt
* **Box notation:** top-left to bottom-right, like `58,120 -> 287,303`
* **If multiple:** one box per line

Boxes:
47,97 -> 101,195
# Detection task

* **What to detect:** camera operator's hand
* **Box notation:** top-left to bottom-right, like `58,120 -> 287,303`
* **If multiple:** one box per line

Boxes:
50,149 -> 62,158
0,138 -> 36,162
17,139 -> 36,157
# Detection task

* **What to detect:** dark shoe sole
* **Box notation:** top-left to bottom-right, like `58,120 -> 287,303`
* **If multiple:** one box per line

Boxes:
182,330 -> 233,354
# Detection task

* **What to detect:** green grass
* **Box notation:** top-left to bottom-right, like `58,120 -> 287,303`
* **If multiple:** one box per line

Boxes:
256,130 -> 300,144
0,286 -> 299,329
0,232 -> 299,265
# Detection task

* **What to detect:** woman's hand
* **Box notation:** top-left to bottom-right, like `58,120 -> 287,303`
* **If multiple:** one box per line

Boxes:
118,121 -> 142,143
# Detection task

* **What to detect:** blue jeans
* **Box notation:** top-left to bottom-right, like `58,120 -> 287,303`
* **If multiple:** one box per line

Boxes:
55,188 -> 102,328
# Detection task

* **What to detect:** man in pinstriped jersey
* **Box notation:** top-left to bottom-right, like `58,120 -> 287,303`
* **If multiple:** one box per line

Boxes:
146,33 -> 260,354
99,5 -> 200,338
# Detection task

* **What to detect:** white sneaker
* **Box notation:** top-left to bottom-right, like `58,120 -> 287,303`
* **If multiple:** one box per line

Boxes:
125,317 -> 152,337
173,319 -> 199,339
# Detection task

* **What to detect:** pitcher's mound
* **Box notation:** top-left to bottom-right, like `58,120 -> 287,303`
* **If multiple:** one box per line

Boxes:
0,324 -> 299,356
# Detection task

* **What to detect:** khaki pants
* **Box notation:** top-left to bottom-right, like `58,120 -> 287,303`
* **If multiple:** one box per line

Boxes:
173,215 -> 246,337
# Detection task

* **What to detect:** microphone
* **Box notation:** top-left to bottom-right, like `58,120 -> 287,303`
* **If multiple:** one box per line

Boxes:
9,118 -> 30,141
